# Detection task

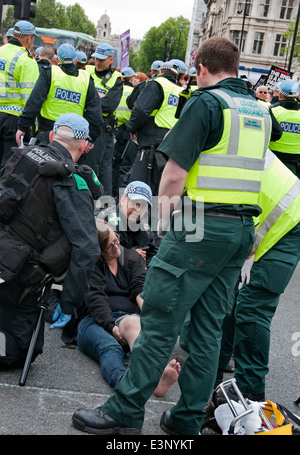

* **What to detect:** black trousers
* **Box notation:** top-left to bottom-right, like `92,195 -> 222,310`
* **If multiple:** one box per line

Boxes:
0,278 -> 44,369
0,113 -> 19,170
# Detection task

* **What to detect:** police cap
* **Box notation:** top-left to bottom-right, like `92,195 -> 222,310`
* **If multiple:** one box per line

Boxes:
92,42 -> 114,60
53,113 -> 91,141
57,43 -> 77,63
279,79 -> 300,98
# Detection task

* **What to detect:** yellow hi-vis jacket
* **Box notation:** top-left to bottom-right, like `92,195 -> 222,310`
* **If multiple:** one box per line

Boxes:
40,66 -> 90,121
85,65 -> 121,117
0,43 -> 39,116
116,84 -> 133,126
185,88 -> 271,205
150,77 -> 182,129
269,104 -> 300,155
254,149 -> 300,261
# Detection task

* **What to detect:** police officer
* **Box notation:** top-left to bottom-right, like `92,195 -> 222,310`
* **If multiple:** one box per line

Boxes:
113,67 -> 138,198
86,43 -> 123,195
217,150 -> 300,401
125,61 -> 182,197
15,43 -> 102,154
269,79 -> 300,176
188,67 -> 198,91
97,181 -> 158,267
0,113 -> 101,369
72,37 -> 271,436
0,20 -> 39,168
76,51 -> 88,70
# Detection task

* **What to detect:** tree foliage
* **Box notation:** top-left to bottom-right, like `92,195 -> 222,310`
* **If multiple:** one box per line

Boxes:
284,13 -> 300,63
2,0 -> 96,37
136,16 -> 190,72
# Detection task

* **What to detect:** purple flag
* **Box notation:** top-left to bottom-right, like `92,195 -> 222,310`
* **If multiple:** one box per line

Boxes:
120,29 -> 130,69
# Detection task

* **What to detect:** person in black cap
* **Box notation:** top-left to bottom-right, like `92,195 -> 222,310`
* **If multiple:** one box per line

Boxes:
0,20 -> 39,168
0,113 -> 101,369
15,43 -> 102,157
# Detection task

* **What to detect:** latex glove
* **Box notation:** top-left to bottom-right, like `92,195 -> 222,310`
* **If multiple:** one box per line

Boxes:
49,304 -> 71,329
239,254 -> 255,289
157,218 -> 170,238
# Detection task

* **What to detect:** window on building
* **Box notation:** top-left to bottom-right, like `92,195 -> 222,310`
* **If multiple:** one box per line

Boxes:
252,32 -> 264,54
273,34 -> 287,56
233,30 -> 247,52
237,0 -> 252,16
103,32 -> 106,37
280,0 -> 294,20
262,0 -> 270,17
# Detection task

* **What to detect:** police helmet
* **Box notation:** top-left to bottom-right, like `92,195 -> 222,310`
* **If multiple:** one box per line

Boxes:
121,67 -> 137,78
76,51 -> 87,64
35,46 -> 42,57
151,60 -> 164,71
170,59 -> 187,74
188,67 -> 197,77
279,79 -> 300,98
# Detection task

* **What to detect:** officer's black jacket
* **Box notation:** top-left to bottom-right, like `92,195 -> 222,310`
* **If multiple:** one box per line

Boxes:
37,58 -> 51,72
94,66 -> 123,118
18,64 -> 103,143
125,73 -> 178,148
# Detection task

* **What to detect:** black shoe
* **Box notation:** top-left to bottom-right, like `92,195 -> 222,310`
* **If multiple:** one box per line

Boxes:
72,406 -> 141,435
160,410 -> 182,435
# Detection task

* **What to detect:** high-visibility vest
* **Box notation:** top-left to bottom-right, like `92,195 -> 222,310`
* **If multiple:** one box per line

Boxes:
150,77 -> 182,129
0,43 -> 39,116
269,105 -> 300,155
254,149 -> 300,261
40,66 -> 90,121
185,88 -> 271,204
116,84 -> 133,126
86,65 -> 121,117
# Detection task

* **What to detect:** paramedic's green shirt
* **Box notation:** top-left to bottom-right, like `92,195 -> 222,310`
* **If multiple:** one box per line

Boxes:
158,77 -> 262,217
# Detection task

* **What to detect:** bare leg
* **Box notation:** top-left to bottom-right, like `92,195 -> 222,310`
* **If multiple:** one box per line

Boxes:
118,315 -> 140,351
154,359 -> 181,397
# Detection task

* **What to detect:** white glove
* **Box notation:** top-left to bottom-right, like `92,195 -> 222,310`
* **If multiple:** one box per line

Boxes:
239,254 -> 255,289
214,403 -> 246,435
157,218 -> 170,238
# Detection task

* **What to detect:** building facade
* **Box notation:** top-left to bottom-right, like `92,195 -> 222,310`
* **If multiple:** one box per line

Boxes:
185,0 -> 207,68
200,0 -> 299,84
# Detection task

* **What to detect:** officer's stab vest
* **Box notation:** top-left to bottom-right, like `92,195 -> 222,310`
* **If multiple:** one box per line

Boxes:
269,105 -> 300,155
150,77 -> 182,129
254,149 -> 300,261
116,84 -> 133,126
40,65 -> 90,121
185,88 -> 271,205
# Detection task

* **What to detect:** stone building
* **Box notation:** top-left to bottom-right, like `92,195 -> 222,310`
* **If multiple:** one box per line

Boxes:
199,0 -> 299,84
96,12 -> 141,67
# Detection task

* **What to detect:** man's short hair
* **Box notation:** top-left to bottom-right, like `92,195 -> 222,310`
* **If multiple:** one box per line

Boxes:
194,37 -> 239,77
40,44 -> 55,60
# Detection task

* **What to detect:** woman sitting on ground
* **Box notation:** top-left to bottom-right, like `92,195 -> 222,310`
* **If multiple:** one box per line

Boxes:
77,220 -> 180,395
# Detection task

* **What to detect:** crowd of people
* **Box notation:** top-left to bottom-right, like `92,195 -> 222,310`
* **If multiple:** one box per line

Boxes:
0,19 -> 300,435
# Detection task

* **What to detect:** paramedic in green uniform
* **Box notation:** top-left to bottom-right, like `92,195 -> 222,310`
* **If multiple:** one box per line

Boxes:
218,150 -> 300,400
72,37 -> 272,435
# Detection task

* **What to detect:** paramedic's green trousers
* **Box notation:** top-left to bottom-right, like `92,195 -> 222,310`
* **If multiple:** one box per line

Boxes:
103,213 -> 255,435
232,223 -> 300,396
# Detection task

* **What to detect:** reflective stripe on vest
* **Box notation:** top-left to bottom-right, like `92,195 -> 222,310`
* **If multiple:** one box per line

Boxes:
185,88 -> 271,205
269,105 -> 300,155
254,150 -> 300,260
151,77 -> 182,129
116,84 -> 133,126
40,66 -> 90,121
0,44 -> 38,115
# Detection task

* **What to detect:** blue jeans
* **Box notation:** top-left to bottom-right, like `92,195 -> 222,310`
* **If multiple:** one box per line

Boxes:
77,313 -> 129,388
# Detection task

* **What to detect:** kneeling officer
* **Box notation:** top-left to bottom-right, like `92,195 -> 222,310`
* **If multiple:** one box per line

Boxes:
0,113 -> 101,369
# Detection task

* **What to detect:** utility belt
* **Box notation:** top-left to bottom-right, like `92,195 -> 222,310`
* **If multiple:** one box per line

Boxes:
103,114 -> 117,134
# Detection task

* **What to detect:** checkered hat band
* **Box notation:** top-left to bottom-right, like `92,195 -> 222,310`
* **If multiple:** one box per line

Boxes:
53,126 -> 88,139
14,27 -> 35,35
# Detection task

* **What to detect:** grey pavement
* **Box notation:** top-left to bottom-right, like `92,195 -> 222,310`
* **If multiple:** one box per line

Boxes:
0,264 -> 299,436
